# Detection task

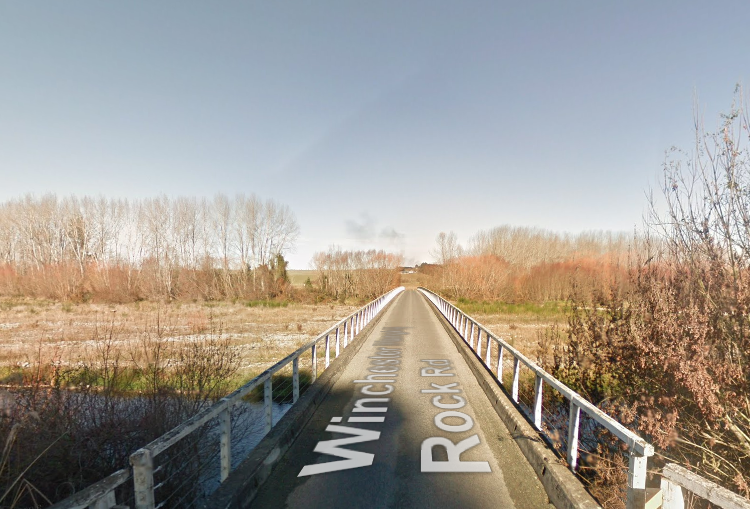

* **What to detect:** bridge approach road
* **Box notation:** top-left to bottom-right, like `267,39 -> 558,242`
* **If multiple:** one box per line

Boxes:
246,289 -> 552,509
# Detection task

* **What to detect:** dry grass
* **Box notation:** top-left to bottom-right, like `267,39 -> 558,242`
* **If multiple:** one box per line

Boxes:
287,270 -> 316,287
452,301 -> 566,360
398,272 -> 423,289
0,292 -> 558,385
0,297 -> 358,385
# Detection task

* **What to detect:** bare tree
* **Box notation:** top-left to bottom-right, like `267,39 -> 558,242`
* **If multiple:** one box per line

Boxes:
430,231 -> 462,265
252,199 -> 299,268
0,193 -> 301,301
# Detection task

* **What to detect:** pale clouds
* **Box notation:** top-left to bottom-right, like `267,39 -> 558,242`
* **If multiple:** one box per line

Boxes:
345,212 -> 404,245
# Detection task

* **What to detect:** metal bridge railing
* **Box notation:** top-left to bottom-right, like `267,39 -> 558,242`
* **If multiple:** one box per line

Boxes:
50,287 -> 404,509
418,287 -> 654,509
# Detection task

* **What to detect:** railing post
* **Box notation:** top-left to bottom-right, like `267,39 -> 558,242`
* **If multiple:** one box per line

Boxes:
497,344 -> 504,382
264,378 -> 272,433
219,407 -> 231,482
336,325 -> 342,356
463,317 -> 470,340
343,319 -> 349,349
325,334 -> 330,368
567,400 -> 580,471
468,322 -> 475,345
293,356 -> 300,403
626,451 -> 648,509
130,448 -> 155,509
355,312 -> 361,335
311,344 -> 318,382
485,336 -> 492,365
477,329 -> 483,357
512,357 -> 520,403
660,477 -> 685,509
533,374 -> 543,430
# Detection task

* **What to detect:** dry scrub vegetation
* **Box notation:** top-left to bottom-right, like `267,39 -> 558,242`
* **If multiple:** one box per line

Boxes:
0,190 -> 405,507
426,92 -> 750,507
0,298 -> 358,507
0,298 -> 357,385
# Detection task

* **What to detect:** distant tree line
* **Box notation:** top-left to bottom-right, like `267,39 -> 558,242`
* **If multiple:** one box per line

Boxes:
0,193 -> 299,301
311,247 -> 403,300
428,227 -> 635,302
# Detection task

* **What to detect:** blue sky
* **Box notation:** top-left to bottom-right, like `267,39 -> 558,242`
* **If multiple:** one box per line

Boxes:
2,1 -> 749,267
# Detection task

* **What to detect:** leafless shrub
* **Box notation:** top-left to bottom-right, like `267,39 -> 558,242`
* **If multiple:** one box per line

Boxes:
547,89 -> 750,505
0,311 -> 241,508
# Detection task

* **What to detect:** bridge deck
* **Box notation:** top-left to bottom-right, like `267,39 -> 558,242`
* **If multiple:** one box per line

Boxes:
246,289 -> 551,509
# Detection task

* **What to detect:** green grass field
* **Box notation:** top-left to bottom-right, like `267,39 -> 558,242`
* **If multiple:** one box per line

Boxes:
455,298 -> 569,318
287,270 -> 316,287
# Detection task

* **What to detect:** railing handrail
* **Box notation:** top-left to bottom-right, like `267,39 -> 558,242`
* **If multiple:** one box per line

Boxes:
661,463 -> 750,509
419,288 -> 652,455
141,300 -> 381,457
417,287 -> 653,509
48,469 -> 130,509
51,287 -> 404,509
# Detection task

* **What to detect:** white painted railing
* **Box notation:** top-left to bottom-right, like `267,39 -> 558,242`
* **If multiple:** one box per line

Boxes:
418,288 -> 654,509
660,463 -> 750,509
50,287 -> 404,509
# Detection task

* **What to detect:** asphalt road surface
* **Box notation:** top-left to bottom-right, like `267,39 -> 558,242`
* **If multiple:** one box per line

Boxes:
249,289 -> 552,509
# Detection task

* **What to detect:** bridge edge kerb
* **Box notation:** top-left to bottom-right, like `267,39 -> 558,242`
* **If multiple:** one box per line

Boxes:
199,290 -> 405,509
418,291 -> 602,509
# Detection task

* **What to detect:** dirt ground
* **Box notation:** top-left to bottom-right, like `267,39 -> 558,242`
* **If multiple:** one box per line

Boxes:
0,284 -> 561,387
0,297 -> 358,382
469,312 -> 562,362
